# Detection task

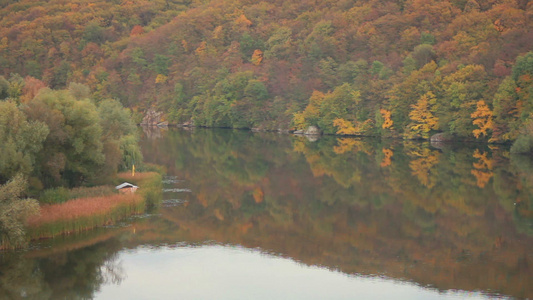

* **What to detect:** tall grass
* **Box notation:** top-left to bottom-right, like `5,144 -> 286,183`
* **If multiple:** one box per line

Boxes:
39,186 -> 116,204
117,172 -> 163,212
28,172 -> 163,240
27,194 -> 144,239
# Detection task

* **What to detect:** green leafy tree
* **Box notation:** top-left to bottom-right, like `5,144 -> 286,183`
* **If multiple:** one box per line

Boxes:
25,89 -> 104,186
7,74 -> 25,101
68,82 -> 91,100
98,98 -> 142,175
318,84 -> 361,134
437,64 -> 487,138
0,174 -> 39,248
0,76 -> 9,99
153,54 -> 171,76
82,22 -> 106,45
264,27 -> 292,59
0,101 -> 49,183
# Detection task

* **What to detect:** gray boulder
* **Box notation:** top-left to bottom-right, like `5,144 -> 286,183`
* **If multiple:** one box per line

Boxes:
304,125 -> 322,136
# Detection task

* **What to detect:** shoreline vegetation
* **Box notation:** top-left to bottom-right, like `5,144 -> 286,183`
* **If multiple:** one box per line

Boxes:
144,122 -> 515,147
0,82 -> 149,250
0,171 -> 162,250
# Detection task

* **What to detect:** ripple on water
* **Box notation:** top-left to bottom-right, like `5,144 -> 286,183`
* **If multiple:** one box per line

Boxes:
162,199 -> 188,207
163,188 -> 192,193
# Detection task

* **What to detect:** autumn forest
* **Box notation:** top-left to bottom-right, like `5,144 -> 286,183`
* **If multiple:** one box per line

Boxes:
1,0 -> 533,297
1,0 -> 532,147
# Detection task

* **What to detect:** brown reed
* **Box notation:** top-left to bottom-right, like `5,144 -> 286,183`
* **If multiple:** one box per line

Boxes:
28,194 -> 144,238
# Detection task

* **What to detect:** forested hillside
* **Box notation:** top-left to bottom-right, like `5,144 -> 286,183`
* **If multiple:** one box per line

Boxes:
1,0 -> 533,144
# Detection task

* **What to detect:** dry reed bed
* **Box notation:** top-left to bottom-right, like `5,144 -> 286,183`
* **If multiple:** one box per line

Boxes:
25,172 -> 162,240
27,193 -> 144,239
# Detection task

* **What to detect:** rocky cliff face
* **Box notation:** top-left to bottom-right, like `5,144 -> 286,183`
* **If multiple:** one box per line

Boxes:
140,109 -> 167,127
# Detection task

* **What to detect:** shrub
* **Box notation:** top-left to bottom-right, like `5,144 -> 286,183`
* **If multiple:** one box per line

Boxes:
0,174 -> 39,249
39,187 -> 70,204
510,118 -> 533,154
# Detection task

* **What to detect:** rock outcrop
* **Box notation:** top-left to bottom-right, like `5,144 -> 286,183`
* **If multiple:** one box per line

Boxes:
430,133 -> 454,143
140,109 -> 166,127
304,125 -> 322,136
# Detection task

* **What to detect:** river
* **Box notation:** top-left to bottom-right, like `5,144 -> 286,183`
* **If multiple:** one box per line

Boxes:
0,128 -> 531,299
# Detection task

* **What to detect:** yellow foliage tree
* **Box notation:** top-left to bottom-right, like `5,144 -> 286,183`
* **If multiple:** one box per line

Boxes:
195,41 -> 207,56
471,100 -> 493,139
293,90 -> 325,130
292,112 -> 306,130
251,49 -> 263,65
155,74 -> 167,84
235,14 -> 252,27
380,108 -> 393,129
407,92 -> 438,139
212,25 -> 224,40
181,39 -> 189,52
333,118 -> 358,135
333,118 -> 373,136
252,187 -> 264,203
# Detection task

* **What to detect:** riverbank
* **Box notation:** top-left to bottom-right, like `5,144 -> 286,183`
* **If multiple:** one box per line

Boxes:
26,172 -> 162,241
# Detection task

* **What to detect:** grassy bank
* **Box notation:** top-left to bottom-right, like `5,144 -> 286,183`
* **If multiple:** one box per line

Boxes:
116,171 -> 163,212
27,172 -> 162,240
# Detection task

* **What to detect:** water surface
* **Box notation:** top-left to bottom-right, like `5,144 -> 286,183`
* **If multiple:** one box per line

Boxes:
0,128 -> 531,299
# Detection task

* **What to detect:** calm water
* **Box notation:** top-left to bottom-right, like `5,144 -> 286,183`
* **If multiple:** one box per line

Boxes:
1,128 -> 532,299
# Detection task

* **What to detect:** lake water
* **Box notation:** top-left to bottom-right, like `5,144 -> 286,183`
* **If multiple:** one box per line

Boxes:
1,128 -> 532,299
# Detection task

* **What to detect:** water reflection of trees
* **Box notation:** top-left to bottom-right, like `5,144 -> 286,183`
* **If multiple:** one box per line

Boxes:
140,129 -> 532,299
0,235 -> 125,299
2,129 -> 530,299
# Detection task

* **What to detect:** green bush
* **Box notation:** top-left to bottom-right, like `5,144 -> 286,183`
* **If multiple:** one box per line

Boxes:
40,187 -> 70,204
510,135 -> 533,154
510,118 -> 533,154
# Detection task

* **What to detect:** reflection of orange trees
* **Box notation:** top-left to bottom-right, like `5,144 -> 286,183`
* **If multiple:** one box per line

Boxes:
157,194 -> 532,300
333,138 -> 374,156
333,138 -> 357,154
292,137 -> 307,153
135,129 -> 533,299
380,148 -> 393,167
471,150 -> 494,188
253,187 -> 264,203
299,139 -> 377,188
408,147 -> 440,188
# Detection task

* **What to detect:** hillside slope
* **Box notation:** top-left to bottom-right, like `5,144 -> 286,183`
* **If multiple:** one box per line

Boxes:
1,0 -> 533,142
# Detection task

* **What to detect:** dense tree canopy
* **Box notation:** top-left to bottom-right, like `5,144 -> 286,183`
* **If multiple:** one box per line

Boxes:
0,79 -> 142,188
0,0 -> 532,142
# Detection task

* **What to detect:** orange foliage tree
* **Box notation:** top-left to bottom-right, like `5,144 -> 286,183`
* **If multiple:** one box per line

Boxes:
406,92 -> 439,139
251,49 -> 263,65
471,100 -> 493,139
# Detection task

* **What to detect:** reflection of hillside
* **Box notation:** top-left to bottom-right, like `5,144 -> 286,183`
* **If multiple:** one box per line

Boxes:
1,129 -> 530,299
140,129 -> 532,299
